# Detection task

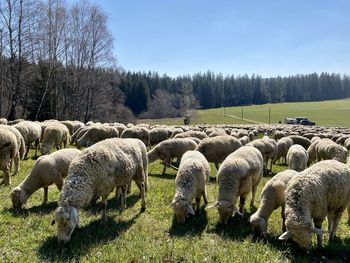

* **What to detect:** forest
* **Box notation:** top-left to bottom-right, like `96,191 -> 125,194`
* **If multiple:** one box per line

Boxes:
1,0 -> 350,123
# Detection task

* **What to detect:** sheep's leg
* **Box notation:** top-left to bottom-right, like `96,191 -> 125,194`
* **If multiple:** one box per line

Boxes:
1,168 -> 10,186
202,189 -> 208,205
250,184 -> 258,208
314,219 -> 323,247
126,181 -> 132,195
195,197 -> 201,215
281,205 -> 286,232
24,144 -> 30,159
34,140 -> 39,157
115,187 -> 121,201
162,162 -> 167,175
214,162 -> 219,171
101,197 -> 108,223
239,196 -> 246,215
329,213 -> 342,240
347,204 -> 350,224
13,153 -> 20,175
120,186 -> 127,211
43,187 -> 48,204
135,181 -> 146,212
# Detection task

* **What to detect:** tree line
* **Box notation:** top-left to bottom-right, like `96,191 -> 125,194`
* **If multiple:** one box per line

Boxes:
1,0 -> 349,123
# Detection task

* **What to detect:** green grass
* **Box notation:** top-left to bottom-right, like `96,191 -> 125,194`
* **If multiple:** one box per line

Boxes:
1,150 -> 350,262
141,98 -> 350,127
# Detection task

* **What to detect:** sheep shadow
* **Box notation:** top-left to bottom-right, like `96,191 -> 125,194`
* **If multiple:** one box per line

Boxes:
168,207 -> 208,237
3,201 -> 57,218
37,211 -> 141,262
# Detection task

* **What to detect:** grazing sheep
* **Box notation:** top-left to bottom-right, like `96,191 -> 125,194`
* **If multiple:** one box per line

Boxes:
273,137 -> 293,164
306,138 -> 321,165
249,170 -> 298,236
209,129 -> 227,137
148,138 -> 197,174
287,144 -> 308,172
0,129 -> 18,186
77,125 -> 119,149
121,126 -> 150,147
41,123 -> 70,155
10,149 -> 81,208
149,127 -> 170,146
52,138 -> 148,244
173,130 -> 208,140
209,146 -> 263,224
279,160 -> 350,248
168,151 -> 210,223
247,138 -> 277,173
195,135 -> 242,170
13,121 -> 41,158
60,120 -> 75,135
288,135 -> 311,150
274,131 -> 287,141
170,128 -> 183,138
239,135 -> 250,146
316,138 -> 348,163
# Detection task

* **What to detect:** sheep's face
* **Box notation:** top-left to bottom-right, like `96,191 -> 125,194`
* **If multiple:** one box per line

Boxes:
52,206 -> 79,244
170,198 -> 195,224
289,227 -> 312,248
249,214 -> 267,236
10,187 -> 28,208
216,200 -> 235,225
41,145 -> 51,155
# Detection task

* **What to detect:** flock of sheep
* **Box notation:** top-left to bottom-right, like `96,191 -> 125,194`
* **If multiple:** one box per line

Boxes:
1,117 -> 350,249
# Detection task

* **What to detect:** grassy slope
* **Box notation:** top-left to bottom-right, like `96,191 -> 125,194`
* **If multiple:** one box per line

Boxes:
141,98 -> 350,127
1,151 -> 350,262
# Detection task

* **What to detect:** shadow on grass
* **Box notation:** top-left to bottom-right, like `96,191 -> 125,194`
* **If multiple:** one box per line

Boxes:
149,172 -> 175,180
37,211 -> 141,261
3,201 -> 57,217
168,207 -> 208,237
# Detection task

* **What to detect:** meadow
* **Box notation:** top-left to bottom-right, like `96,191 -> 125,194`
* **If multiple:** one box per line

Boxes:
1,150 -> 350,262
142,98 -> 350,127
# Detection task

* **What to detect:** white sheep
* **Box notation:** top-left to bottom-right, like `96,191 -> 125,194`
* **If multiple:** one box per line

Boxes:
121,126 -> 150,147
76,125 -> 119,148
273,137 -> 293,164
0,118 -> 7,125
41,123 -> 70,155
287,144 -> 308,172
0,129 -> 18,186
168,151 -> 210,223
208,146 -> 263,224
148,138 -> 198,174
249,169 -> 298,236
10,149 -> 81,209
279,160 -> 350,248
247,138 -> 277,173
306,138 -> 321,165
13,121 -> 41,158
51,138 -> 148,243
173,130 -> 208,140
316,138 -> 348,163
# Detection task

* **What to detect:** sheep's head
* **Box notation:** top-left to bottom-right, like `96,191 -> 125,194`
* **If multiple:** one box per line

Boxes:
168,197 -> 195,224
51,205 -> 80,244
10,187 -> 28,209
208,200 -> 241,225
249,213 -> 267,236
279,224 -> 324,249
41,144 -> 51,155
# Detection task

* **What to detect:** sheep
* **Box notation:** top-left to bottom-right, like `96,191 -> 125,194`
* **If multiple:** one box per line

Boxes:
10,149 -> 81,209
13,121 -> 41,158
149,127 -> 170,146
76,125 -> 119,149
316,138 -> 348,163
121,126 -> 150,147
0,125 -> 25,174
0,129 -> 18,186
148,138 -> 197,174
168,151 -> 210,223
170,128 -> 183,138
0,118 -> 7,125
52,138 -> 148,244
173,130 -> 208,140
273,137 -> 293,164
71,126 -> 90,145
41,123 -> 70,155
288,135 -> 311,150
287,144 -> 308,172
195,135 -> 242,171
345,138 -> 350,151
249,169 -> 298,236
336,135 -> 350,146
247,138 -> 277,174
248,131 -> 255,141
208,146 -> 263,224
274,131 -> 287,141
279,160 -> 350,248
208,129 -> 227,137
60,120 -> 75,135
239,135 -> 250,146
306,138 -> 321,165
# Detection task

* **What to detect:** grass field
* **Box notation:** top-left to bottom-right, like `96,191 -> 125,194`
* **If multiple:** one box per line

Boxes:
1,150 -> 350,262
141,98 -> 350,127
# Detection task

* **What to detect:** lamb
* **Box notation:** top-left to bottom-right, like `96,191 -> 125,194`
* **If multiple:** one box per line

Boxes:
249,169 -> 298,236
316,138 -> 348,163
168,151 -> 210,223
148,138 -> 198,174
0,129 -> 18,186
287,144 -> 308,172
288,135 -> 311,150
195,135 -> 242,170
208,146 -> 263,224
10,149 -> 81,208
173,130 -> 208,140
121,126 -> 150,147
279,160 -> 350,248
13,121 -> 41,158
77,125 -> 119,148
41,123 -> 70,155
52,138 -> 148,244
273,137 -> 293,164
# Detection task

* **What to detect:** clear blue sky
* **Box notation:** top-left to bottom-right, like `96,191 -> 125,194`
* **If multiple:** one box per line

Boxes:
93,0 -> 350,77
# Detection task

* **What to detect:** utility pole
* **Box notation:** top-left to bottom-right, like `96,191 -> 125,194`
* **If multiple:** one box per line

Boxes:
268,108 -> 271,124
241,107 -> 243,121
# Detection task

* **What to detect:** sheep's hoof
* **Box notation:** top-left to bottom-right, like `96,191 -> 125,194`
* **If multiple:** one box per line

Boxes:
140,207 -> 146,213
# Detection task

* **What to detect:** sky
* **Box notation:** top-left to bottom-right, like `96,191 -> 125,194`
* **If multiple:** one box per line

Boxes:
92,0 -> 350,77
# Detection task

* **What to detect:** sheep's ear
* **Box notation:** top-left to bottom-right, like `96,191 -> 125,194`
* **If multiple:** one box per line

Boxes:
167,201 -> 175,208
207,201 -> 219,209
311,228 -> 324,236
187,204 -> 195,215
51,219 -> 56,226
278,231 -> 291,240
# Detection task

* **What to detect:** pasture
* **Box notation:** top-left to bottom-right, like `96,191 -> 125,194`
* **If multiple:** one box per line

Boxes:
142,98 -> 350,127
1,150 -> 350,262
